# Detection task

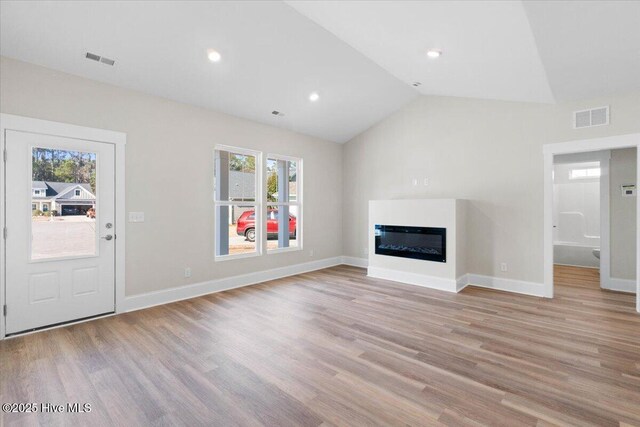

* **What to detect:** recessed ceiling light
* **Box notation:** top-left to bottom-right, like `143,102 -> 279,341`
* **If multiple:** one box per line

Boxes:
426,49 -> 442,58
309,92 -> 320,102
207,49 -> 221,63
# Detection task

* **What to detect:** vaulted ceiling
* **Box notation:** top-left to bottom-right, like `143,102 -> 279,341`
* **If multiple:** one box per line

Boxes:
1,1 -> 639,143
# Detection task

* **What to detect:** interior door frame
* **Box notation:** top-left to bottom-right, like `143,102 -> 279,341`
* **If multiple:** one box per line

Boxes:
0,114 -> 127,339
543,133 -> 640,313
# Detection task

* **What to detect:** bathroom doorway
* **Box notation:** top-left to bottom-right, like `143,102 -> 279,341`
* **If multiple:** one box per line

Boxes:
553,151 -> 608,291
544,134 -> 639,313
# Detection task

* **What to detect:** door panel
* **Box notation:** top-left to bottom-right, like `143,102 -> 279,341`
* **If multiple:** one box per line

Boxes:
5,130 -> 115,334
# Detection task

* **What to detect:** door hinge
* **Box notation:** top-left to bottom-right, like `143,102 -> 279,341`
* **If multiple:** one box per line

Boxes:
2,227 -> 6,239
3,148 -> 6,163
3,305 -> 6,317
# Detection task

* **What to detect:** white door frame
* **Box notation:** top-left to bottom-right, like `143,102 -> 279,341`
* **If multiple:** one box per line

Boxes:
0,114 -> 127,339
543,133 -> 640,313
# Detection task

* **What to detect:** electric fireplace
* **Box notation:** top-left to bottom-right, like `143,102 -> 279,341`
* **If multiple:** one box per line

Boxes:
374,224 -> 446,263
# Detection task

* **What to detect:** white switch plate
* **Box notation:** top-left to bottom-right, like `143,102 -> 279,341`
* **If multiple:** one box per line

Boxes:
128,212 -> 145,222
184,267 -> 192,278
500,263 -> 508,272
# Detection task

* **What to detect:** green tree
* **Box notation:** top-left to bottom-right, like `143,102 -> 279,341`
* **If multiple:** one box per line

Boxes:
229,154 -> 255,172
89,171 -> 96,193
54,159 -> 77,182
267,172 -> 278,202
31,149 -> 97,195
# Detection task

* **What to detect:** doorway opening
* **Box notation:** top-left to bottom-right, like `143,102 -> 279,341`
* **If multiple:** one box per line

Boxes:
543,134 -> 640,313
553,151 -> 606,293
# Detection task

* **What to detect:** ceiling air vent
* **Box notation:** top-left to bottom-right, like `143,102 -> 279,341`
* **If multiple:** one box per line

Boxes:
271,110 -> 285,117
100,57 -> 115,66
85,52 -> 115,66
85,52 -> 101,62
573,106 -> 609,129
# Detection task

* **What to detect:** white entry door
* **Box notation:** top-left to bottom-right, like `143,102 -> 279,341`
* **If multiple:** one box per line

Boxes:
5,130 -> 116,334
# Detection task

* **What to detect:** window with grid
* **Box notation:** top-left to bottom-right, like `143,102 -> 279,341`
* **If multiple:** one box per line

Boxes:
266,155 -> 302,252
214,146 -> 261,259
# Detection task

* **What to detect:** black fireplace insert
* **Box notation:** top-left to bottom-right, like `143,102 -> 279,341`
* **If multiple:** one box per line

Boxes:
374,224 -> 446,262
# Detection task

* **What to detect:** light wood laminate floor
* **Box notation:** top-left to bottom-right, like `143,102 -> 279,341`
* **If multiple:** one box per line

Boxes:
554,264 -> 601,290
1,265 -> 639,426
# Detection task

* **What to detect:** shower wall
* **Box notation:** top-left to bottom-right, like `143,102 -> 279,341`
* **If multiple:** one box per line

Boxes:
553,161 -> 600,268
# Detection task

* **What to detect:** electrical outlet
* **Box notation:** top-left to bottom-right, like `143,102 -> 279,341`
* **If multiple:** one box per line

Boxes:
184,267 -> 192,278
309,249 -> 314,257
412,178 -> 418,186
500,263 -> 508,272
423,178 -> 429,186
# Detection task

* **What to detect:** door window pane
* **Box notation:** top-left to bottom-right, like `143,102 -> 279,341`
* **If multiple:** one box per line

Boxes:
31,148 -> 97,260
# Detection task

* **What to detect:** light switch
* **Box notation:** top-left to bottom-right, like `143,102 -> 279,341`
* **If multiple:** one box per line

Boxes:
129,212 -> 145,222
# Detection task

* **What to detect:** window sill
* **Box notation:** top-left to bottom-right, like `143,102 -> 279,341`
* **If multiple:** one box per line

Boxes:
267,246 -> 303,255
214,251 -> 261,262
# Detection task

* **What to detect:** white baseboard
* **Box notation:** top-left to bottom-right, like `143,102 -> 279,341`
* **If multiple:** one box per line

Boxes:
367,266 -> 458,293
456,274 -> 469,292
341,256 -> 368,268
602,277 -> 637,294
465,274 -> 547,297
122,256 -> 343,312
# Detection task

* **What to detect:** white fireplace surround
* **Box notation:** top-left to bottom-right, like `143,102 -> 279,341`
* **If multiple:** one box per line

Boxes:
368,199 -> 467,292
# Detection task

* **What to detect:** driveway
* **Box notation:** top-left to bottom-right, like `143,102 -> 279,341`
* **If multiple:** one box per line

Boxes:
31,216 -> 96,259
228,224 -> 297,255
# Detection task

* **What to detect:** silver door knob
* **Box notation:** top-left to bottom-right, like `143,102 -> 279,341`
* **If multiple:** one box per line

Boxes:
101,234 -> 113,241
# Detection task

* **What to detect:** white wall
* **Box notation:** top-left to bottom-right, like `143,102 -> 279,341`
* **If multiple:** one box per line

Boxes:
0,57 -> 343,297
342,92 -> 640,284
610,148 -> 637,280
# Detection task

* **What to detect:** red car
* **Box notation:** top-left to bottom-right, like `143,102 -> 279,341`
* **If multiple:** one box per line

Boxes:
236,210 -> 296,242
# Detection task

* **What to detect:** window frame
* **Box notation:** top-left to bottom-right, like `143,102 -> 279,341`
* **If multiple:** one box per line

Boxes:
266,153 -> 303,255
213,145 -> 263,262
569,167 -> 601,180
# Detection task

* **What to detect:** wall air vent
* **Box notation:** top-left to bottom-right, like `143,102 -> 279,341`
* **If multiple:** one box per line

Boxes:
85,52 -> 115,66
271,110 -> 285,117
573,106 -> 609,129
